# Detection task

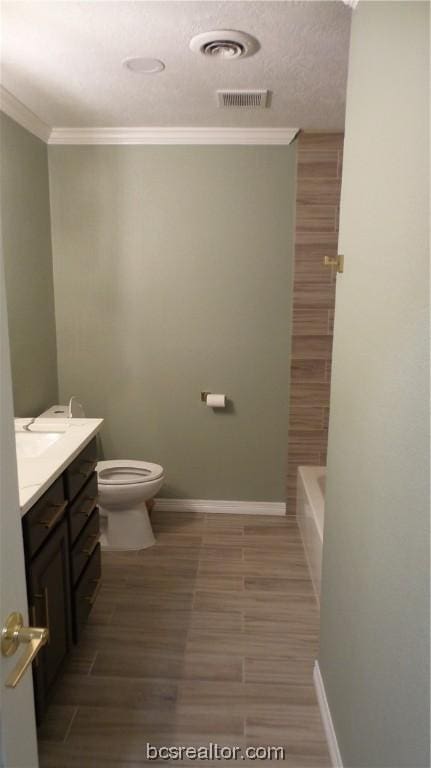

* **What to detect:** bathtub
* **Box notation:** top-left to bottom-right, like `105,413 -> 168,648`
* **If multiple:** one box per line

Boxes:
296,466 -> 326,604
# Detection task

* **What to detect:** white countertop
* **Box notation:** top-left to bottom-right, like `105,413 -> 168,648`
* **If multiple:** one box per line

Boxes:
15,418 -> 103,515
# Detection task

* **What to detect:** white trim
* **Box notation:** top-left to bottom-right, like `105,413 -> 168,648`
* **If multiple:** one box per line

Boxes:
0,86 -> 51,143
48,126 -> 299,145
154,498 -> 286,516
0,86 -> 299,146
313,661 -> 343,768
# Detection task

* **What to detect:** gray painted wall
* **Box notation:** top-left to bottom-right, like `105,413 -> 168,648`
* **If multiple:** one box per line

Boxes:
1,113 -> 58,416
319,3 -> 429,767
48,145 -> 296,501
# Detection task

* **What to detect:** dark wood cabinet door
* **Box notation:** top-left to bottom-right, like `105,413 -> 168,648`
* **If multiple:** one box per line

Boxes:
64,438 -> 98,502
22,476 -> 66,558
73,543 -> 102,643
28,518 -> 72,722
68,471 -> 98,545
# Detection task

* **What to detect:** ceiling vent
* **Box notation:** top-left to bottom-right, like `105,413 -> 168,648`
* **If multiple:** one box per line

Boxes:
203,40 -> 245,59
190,30 -> 259,60
217,90 -> 270,109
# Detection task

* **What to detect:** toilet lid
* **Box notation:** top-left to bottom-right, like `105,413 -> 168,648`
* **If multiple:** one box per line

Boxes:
97,459 -> 164,485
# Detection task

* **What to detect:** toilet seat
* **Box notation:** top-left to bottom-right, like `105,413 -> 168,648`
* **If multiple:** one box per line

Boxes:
97,459 -> 164,486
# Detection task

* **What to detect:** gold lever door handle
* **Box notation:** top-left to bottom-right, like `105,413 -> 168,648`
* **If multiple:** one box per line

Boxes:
1,611 -> 49,688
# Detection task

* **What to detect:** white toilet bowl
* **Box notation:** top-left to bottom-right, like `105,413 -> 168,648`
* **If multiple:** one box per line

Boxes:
96,460 -> 164,551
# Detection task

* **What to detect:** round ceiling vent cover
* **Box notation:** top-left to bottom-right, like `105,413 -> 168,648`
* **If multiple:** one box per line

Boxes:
190,30 -> 259,60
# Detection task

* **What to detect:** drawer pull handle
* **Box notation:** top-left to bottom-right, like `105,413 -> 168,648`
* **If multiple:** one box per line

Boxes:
34,588 -> 50,643
38,500 -> 68,529
77,460 -> 97,477
80,497 -> 97,518
82,533 -> 100,557
84,578 -> 101,605
30,606 -> 40,666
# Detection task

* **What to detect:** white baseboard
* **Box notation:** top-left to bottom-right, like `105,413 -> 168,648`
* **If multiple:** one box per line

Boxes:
153,498 -> 286,516
314,661 -> 343,768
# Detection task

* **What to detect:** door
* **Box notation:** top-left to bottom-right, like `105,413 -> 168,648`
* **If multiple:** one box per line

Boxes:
0,245 -> 39,765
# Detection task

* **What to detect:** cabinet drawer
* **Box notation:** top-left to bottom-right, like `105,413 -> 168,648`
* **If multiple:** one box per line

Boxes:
71,509 -> 100,586
73,544 -> 101,642
68,472 -> 98,545
23,477 -> 67,559
64,438 -> 98,502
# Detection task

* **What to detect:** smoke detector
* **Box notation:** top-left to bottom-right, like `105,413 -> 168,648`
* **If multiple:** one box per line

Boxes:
190,30 -> 259,60
123,57 -> 165,74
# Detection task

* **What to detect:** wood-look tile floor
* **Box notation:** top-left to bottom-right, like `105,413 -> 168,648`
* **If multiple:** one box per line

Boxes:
38,511 -> 330,767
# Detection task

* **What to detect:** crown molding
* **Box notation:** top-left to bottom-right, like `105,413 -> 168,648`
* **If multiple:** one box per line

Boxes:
48,126 -> 299,145
0,86 -> 299,145
0,86 -> 51,143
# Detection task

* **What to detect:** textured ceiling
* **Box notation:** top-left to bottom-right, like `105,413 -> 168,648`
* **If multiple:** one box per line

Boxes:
0,1 -> 351,129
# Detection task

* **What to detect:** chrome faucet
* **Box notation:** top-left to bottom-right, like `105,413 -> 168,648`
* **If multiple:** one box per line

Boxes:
68,396 -> 84,418
68,396 -> 77,418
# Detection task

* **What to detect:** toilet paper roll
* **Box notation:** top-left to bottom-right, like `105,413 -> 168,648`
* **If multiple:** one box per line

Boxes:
206,394 -> 226,408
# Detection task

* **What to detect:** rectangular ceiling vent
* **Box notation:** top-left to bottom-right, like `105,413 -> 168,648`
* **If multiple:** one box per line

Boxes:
217,90 -> 270,109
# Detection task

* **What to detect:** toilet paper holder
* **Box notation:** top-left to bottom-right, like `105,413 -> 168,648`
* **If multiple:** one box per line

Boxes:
201,392 -> 227,406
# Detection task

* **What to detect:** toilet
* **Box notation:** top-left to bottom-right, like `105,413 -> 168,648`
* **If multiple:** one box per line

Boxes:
39,401 -> 164,551
97,460 -> 164,551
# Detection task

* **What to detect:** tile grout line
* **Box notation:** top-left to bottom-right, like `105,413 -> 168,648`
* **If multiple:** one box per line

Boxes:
87,650 -> 98,676
187,514 -> 205,648
62,705 -> 78,743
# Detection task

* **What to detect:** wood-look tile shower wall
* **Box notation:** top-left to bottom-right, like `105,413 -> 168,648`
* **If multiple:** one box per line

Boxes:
287,132 -> 344,514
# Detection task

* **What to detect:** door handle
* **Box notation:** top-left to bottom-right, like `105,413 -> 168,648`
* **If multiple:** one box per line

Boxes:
1,611 -> 48,688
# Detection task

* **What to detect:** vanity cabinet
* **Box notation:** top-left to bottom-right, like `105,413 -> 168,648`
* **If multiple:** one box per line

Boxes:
22,437 -> 101,723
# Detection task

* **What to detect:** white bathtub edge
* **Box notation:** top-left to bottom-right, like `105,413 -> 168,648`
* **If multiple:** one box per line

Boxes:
296,465 -> 325,603
314,661 -> 344,768
298,465 -> 325,541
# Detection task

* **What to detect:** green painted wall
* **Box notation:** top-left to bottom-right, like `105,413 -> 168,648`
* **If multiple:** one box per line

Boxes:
48,145 -> 296,501
319,3 -> 429,766
0,113 -> 58,416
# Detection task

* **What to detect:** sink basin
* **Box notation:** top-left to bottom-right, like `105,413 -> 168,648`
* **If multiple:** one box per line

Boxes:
15,431 -> 65,459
